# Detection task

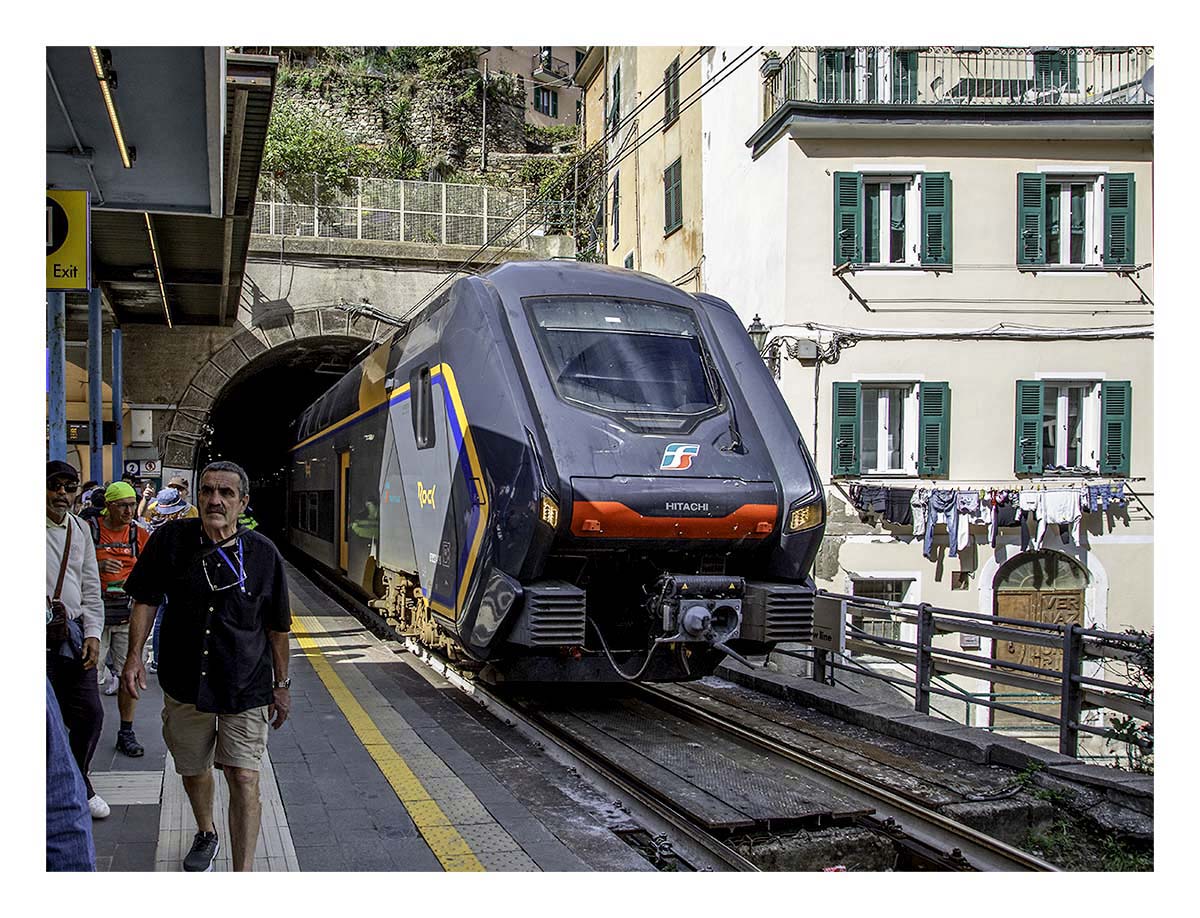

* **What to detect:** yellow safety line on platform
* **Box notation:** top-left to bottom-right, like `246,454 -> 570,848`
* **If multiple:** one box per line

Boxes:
290,614 -> 486,872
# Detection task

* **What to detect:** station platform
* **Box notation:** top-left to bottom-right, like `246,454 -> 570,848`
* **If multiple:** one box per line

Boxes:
87,561 -> 652,872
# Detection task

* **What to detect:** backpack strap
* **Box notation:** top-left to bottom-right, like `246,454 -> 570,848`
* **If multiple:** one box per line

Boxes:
128,522 -> 140,558
87,515 -> 100,547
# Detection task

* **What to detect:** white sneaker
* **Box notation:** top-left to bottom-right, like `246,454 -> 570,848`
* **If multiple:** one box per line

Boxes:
88,794 -> 110,819
102,671 -> 119,696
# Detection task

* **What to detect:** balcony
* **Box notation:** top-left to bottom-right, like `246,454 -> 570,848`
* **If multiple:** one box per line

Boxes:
764,46 -> 1154,118
749,47 -> 1154,154
532,50 -> 569,83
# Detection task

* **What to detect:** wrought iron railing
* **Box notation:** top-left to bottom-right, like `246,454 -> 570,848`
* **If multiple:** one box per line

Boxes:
532,50 -> 569,81
780,590 -> 1153,760
763,46 -> 1154,120
252,175 -> 529,248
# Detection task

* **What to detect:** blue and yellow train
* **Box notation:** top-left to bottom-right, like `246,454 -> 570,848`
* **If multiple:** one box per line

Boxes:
288,261 -> 825,682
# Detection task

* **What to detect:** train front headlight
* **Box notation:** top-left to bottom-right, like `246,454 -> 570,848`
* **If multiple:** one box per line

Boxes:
540,495 -> 560,528
784,499 -> 824,534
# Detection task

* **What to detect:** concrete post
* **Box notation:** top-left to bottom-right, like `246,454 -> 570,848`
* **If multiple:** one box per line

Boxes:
112,328 -> 123,484
87,286 -> 104,483
47,292 -> 68,461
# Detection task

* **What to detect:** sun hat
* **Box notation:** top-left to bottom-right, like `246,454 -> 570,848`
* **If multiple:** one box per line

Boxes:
154,487 -> 189,516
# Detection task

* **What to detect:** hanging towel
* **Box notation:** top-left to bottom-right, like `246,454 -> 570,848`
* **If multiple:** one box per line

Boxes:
885,488 -> 914,526
924,489 -> 959,560
1035,488 -> 1083,549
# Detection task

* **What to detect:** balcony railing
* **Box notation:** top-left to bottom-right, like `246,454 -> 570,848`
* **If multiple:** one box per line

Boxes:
764,46 -> 1154,120
532,50 -> 569,82
252,175 -> 529,248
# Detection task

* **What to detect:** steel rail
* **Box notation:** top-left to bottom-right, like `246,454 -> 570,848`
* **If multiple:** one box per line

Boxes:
401,638 -> 759,873
637,685 -> 1058,872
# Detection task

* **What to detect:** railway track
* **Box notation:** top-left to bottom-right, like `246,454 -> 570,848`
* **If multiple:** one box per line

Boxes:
298,559 -> 1057,872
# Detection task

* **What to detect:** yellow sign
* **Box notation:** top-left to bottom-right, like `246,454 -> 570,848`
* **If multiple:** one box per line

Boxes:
46,189 -> 90,291
417,481 -> 437,509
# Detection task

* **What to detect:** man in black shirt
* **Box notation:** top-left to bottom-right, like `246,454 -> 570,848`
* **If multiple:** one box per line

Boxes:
122,461 -> 291,872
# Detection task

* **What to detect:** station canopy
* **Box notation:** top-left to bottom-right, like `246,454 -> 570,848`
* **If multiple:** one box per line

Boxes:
47,47 -> 277,328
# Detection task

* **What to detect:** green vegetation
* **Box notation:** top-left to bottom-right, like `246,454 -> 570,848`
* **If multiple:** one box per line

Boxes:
525,122 -> 579,152
1023,817 -> 1152,871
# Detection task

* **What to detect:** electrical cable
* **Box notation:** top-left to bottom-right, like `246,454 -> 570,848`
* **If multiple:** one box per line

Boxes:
587,614 -> 666,682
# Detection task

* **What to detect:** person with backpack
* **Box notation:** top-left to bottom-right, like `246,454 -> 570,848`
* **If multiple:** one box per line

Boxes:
90,481 -> 150,757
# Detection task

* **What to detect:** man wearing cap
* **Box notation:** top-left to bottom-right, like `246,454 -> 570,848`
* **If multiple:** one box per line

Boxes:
91,481 -> 151,757
45,460 -> 109,819
122,460 -> 292,872
140,476 -> 198,524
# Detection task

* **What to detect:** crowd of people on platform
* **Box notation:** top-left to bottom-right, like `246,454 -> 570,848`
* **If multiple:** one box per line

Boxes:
46,458 -> 288,873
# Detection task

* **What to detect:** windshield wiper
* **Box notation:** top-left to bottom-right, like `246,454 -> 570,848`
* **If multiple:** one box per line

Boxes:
702,349 -> 744,454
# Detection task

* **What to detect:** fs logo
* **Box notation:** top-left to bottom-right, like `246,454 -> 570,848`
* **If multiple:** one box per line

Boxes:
417,481 -> 437,509
660,443 -> 700,471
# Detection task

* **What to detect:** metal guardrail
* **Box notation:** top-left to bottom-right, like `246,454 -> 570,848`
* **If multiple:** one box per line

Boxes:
764,46 -> 1154,120
252,175 -> 529,248
801,590 -> 1152,758
532,50 -> 570,82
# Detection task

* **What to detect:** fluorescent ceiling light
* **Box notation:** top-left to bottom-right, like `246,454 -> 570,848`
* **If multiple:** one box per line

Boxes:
89,47 -> 133,169
144,213 -> 173,328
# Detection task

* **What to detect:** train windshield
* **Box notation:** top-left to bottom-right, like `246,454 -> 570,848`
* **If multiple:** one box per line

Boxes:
525,296 -> 718,415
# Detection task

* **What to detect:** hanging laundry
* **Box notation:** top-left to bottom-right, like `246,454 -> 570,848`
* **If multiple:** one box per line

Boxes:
955,490 -> 981,552
924,489 -> 959,560
990,490 -> 1021,547
884,488 -> 914,526
1086,482 -> 1128,512
1035,488 -> 1084,549
1018,490 -> 1040,551
910,488 -> 929,538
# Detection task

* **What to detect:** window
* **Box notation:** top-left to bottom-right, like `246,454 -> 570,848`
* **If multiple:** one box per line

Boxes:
610,66 -> 621,130
624,252 -> 634,269
664,55 -> 680,126
1017,173 -> 1135,267
410,365 -> 435,450
612,173 -> 620,247
576,50 -> 585,72
818,47 -> 918,103
534,86 -> 559,117
849,578 -> 914,648
525,296 -> 719,419
1015,379 -> 1131,475
834,172 -> 952,267
664,158 -> 683,235
1033,49 -> 1079,92
832,381 -> 950,477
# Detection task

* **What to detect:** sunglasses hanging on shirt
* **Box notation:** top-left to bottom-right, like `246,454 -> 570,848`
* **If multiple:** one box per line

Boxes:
201,537 -> 247,594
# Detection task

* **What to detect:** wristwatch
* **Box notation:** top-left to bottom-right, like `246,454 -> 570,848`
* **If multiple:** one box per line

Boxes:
273,677 -> 291,689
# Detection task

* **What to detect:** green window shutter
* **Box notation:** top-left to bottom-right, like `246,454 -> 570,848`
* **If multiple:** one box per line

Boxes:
664,159 -> 682,233
893,50 -> 917,103
1014,380 -> 1044,474
833,172 -> 862,265
918,382 -> 951,476
1104,173 -> 1135,266
831,382 -> 861,476
1017,173 -> 1046,265
1100,381 -> 1132,476
1067,50 -> 1079,91
921,172 -> 952,266
612,173 -> 619,246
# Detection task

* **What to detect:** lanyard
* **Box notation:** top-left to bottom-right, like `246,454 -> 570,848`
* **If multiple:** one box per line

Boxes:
213,539 -> 246,593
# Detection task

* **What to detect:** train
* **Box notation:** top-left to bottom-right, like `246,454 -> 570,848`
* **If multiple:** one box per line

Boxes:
287,260 -> 825,682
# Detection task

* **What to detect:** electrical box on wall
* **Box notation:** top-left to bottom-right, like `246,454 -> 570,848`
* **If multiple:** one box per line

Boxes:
130,409 -> 153,447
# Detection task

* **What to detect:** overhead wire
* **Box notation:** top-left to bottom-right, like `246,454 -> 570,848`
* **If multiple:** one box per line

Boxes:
395,46 -> 744,324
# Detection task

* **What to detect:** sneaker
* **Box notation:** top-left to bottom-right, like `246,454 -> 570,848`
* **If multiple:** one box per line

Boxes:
116,728 -> 144,758
87,794 -> 110,819
102,670 -> 119,696
148,660 -> 158,675
183,831 -> 219,872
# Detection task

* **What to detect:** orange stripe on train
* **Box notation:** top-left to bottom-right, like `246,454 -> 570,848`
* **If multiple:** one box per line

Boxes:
569,501 -> 777,539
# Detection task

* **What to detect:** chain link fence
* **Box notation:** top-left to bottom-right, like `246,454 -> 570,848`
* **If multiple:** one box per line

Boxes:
252,175 -> 529,248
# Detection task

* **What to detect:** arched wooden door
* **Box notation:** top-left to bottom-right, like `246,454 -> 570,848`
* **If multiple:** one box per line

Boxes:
991,551 -> 1088,728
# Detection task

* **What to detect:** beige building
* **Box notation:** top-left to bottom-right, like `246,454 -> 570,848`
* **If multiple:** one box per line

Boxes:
477,46 -> 585,130
576,46 -> 705,287
601,45 -> 1154,751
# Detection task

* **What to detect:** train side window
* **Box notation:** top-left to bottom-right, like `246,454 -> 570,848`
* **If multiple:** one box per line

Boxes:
410,365 -> 435,450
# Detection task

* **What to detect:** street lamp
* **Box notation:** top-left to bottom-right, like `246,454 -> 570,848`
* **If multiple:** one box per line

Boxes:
747,314 -> 769,353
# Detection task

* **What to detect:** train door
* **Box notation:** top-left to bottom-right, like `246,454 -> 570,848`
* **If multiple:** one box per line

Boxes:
338,451 -> 351,572
396,360 -> 458,623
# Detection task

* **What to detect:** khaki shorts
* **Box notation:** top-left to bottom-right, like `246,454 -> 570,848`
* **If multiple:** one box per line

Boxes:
99,622 -> 130,672
161,693 -> 270,775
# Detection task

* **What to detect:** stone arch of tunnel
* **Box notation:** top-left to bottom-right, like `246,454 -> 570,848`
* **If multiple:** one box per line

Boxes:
160,304 -> 390,536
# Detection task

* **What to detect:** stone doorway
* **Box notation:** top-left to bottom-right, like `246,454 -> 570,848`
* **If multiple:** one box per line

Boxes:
991,550 -> 1088,730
